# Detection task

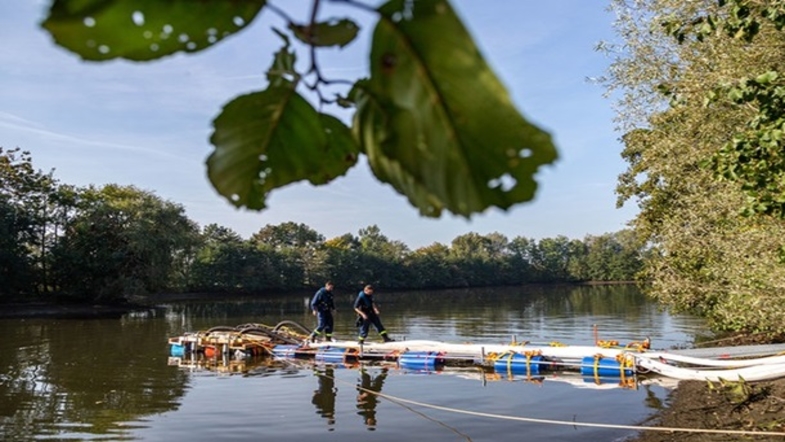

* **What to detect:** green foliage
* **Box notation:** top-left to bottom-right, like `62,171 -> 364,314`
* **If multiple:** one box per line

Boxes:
249,222 -> 326,288
405,242 -> 453,288
0,197 -> 34,299
2,150 -> 642,301
353,0 -> 556,216
289,18 -> 360,48
661,0 -> 785,44
41,0 -> 557,219
189,222 -> 645,293
250,221 -> 324,250
659,1 -> 785,218
0,147 -> 61,298
706,71 -> 785,218
190,233 -> 282,293
42,0 -> 265,61
706,376 -> 771,409
607,0 -> 785,334
52,185 -> 199,302
208,89 -> 360,211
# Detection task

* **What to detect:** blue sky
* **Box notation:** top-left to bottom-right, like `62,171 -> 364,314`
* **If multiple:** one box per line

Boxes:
1,1 -> 635,249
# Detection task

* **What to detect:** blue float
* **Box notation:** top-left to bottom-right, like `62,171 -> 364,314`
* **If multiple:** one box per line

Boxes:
315,347 -> 356,364
398,351 -> 444,371
580,356 -> 634,377
170,343 -> 185,357
493,352 -> 549,375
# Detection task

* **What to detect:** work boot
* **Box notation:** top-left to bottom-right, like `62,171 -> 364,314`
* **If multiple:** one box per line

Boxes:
383,335 -> 394,343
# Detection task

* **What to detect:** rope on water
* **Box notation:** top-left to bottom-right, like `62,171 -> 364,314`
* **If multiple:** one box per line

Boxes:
333,369 -> 785,438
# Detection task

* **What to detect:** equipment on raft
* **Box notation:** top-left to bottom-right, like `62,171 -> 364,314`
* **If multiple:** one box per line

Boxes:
167,322 -> 785,383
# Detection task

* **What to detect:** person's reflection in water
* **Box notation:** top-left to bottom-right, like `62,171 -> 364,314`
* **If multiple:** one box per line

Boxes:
356,366 -> 388,430
311,366 -> 337,428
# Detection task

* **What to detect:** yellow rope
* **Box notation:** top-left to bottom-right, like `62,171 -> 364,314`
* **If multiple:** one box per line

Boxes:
592,354 -> 601,379
505,352 -> 514,375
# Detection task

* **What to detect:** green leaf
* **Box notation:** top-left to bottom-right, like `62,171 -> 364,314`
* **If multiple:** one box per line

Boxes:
313,114 -> 360,184
42,0 -> 266,61
354,0 -> 557,217
755,71 -> 778,85
267,30 -> 298,87
207,88 -> 359,210
289,19 -> 360,48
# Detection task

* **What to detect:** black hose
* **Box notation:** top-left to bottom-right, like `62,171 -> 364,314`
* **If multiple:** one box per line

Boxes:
239,327 -> 277,339
206,321 -> 309,346
273,320 -> 312,336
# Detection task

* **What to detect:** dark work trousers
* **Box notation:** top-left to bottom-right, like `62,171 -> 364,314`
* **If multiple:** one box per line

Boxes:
358,313 -> 387,340
315,311 -> 334,338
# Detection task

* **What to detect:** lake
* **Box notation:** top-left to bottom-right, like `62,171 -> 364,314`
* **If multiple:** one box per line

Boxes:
0,285 -> 708,441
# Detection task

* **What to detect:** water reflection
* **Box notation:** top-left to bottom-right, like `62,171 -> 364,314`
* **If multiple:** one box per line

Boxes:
356,366 -> 388,430
0,318 -> 188,440
0,285 -> 707,441
311,366 -> 337,427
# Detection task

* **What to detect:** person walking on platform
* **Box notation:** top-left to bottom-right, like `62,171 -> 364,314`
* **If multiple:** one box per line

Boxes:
353,284 -> 393,344
307,281 -> 336,343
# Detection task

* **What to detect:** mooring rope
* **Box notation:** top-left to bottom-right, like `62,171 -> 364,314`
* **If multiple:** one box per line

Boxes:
370,385 -> 474,441
330,369 -> 785,438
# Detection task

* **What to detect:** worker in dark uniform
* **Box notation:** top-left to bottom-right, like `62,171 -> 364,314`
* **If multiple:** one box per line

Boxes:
308,281 -> 336,343
356,366 -> 388,429
353,284 -> 393,344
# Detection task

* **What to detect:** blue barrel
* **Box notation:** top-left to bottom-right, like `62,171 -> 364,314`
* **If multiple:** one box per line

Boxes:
170,343 -> 185,357
493,353 -> 548,375
271,344 -> 300,359
398,351 -> 444,371
316,347 -> 356,364
580,356 -> 634,377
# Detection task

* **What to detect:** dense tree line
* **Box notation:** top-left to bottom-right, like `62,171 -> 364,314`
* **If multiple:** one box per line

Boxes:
606,0 -> 785,334
0,148 -> 643,304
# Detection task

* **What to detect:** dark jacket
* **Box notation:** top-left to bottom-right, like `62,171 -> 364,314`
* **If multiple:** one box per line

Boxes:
311,287 -> 335,313
354,291 -> 375,315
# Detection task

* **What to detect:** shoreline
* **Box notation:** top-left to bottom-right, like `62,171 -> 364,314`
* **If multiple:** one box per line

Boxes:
0,301 -> 153,319
0,292 -> 281,319
628,378 -> 785,442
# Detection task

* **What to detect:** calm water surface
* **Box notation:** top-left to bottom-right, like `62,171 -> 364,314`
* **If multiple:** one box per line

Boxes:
0,285 -> 708,441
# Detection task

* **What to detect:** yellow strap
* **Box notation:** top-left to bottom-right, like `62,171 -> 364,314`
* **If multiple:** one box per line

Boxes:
506,352 -> 512,373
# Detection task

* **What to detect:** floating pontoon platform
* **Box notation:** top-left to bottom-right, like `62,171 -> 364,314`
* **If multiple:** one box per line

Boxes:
167,322 -> 785,382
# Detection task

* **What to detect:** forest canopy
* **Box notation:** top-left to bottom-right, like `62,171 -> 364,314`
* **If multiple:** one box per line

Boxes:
0,147 -> 641,304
